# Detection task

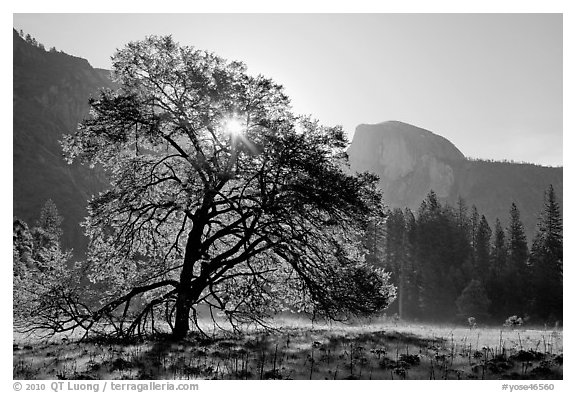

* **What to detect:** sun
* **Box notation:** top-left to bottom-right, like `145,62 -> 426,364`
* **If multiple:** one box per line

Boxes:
224,118 -> 244,136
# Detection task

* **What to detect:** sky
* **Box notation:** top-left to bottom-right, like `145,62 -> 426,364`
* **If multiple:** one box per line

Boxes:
12,13 -> 563,166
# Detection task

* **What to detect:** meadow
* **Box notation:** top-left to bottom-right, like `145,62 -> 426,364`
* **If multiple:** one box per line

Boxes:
13,317 -> 562,380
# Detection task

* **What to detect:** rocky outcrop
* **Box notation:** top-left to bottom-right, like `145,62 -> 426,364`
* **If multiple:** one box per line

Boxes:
348,121 -> 562,239
348,121 -> 466,208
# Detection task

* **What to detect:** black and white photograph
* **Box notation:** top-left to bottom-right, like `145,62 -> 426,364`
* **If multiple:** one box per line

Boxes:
8,6 -> 570,388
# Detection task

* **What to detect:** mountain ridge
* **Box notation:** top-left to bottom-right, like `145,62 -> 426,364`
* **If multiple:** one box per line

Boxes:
13,29 -> 113,255
348,121 -> 562,239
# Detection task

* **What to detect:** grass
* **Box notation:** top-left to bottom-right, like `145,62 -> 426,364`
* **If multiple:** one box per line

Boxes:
13,316 -> 562,380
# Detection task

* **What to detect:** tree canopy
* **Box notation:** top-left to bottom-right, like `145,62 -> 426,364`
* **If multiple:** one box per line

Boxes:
13,201 -> 83,337
61,36 -> 395,339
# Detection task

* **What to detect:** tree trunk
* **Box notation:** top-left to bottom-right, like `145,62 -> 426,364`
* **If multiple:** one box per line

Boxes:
173,290 -> 193,340
172,198 -> 214,340
173,278 -> 206,340
172,230 -> 200,340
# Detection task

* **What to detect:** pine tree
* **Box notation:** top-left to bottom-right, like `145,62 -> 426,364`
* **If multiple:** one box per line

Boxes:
470,205 -> 480,256
443,203 -> 469,303
36,199 -> 63,239
32,199 -> 64,270
456,197 -> 469,231
491,219 -> 507,278
403,208 -> 420,320
474,215 -> 492,284
529,185 -> 562,322
487,218 -> 507,319
415,190 -> 460,320
384,208 -> 406,316
364,215 -> 386,268
13,219 -> 35,275
454,197 -> 474,283
504,203 -> 530,316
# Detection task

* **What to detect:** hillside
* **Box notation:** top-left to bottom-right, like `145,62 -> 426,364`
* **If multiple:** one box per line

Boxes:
13,29 -> 113,254
348,121 -> 562,239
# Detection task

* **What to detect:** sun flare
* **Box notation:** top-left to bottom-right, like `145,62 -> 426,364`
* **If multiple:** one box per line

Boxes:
224,118 -> 244,136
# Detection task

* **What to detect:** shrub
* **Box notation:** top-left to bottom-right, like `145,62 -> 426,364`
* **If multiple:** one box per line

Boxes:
503,315 -> 524,328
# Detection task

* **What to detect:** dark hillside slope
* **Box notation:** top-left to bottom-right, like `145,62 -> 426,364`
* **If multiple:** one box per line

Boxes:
452,159 -> 563,237
13,29 -> 113,254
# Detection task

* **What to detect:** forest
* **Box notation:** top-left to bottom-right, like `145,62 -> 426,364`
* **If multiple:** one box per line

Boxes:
365,186 -> 562,325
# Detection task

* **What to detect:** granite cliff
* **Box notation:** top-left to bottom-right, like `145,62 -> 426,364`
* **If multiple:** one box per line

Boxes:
348,121 -> 562,239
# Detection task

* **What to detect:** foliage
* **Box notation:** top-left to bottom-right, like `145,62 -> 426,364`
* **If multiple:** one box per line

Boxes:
60,36 -> 395,339
529,185 -> 562,322
370,185 -> 561,325
487,218 -> 507,319
13,201 -> 87,337
413,191 -> 467,321
382,208 -> 406,315
19,29 -> 48,52
13,219 -> 34,277
503,203 -> 530,316
503,315 -> 524,329
474,214 -> 492,283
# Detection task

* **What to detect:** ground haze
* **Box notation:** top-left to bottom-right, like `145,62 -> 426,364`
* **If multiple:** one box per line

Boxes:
13,318 -> 562,380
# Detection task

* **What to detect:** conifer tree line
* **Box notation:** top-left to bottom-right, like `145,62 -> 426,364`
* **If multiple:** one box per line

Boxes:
17,28 -> 58,52
365,185 -> 562,325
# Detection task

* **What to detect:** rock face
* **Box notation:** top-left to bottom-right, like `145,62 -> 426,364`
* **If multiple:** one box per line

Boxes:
348,121 -> 466,208
348,121 -> 562,239
13,30 -> 113,255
